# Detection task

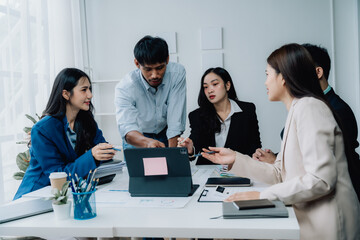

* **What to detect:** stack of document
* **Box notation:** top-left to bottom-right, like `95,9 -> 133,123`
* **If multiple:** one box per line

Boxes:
94,160 -> 126,179
222,200 -> 288,219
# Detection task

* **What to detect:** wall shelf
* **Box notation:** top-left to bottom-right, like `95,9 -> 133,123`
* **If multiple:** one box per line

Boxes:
92,79 -> 119,84
95,112 -> 115,116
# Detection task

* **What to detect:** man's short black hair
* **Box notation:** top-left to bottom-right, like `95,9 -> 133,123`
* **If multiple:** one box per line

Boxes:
302,43 -> 331,81
134,36 -> 169,65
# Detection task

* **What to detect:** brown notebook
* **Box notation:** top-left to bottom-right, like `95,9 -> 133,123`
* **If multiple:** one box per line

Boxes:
232,199 -> 275,210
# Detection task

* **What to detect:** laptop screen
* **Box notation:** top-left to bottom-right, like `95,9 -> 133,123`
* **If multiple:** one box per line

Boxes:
124,147 -> 198,197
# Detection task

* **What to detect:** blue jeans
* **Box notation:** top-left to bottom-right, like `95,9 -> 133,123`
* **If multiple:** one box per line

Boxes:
143,129 -> 168,147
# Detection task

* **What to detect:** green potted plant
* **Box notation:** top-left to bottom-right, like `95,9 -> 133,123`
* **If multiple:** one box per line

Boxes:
13,114 -> 40,180
48,181 -> 71,220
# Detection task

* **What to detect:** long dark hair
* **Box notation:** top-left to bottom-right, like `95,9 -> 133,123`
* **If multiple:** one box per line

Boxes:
43,68 -> 97,156
267,43 -> 325,101
267,44 -> 359,191
198,67 -> 238,134
272,44 -> 360,201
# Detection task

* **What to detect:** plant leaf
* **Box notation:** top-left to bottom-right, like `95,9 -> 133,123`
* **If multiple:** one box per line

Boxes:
25,150 -> 30,161
57,196 -> 65,201
16,151 -> 30,171
13,172 -> 25,180
36,113 -> 41,120
51,188 -> 60,195
60,196 -> 68,204
23,127 -> 32,134
61,181 -> 70,193
25,114 -> 37,124
16,152 -> 26,162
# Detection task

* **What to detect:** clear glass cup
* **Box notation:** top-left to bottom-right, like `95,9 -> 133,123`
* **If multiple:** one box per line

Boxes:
220,165 -> 229,176
72,189 -> 97,220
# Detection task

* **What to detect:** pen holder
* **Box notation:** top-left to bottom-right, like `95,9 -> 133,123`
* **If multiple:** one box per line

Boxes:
72,190 -> 97,220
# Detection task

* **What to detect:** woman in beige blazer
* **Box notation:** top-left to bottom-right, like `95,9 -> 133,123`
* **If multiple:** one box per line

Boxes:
202,44 -> 360,240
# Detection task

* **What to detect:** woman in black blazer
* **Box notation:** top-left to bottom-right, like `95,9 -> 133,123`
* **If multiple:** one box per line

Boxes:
178,67 -> 261,165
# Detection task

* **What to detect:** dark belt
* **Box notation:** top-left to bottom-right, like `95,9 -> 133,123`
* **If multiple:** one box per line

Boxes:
143,126 -> 167,138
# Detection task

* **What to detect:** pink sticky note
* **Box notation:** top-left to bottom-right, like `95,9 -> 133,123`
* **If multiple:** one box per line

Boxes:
143,157 -> 168,176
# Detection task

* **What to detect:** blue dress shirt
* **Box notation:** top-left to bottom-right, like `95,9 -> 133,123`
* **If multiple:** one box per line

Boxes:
14,115 -> 106,200
66,122 -> 76,149
115,62 -> 186,143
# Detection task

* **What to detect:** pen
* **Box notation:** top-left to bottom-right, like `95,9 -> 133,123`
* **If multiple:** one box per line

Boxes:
86,170 -> 92,185
83,169 -> 93,192
88,168 -> 97,187
190,151 -> 216,158
69,173 -> 77,192
112,147 -> 122,151
90,179 -> 99,191
74,173 -> 80,182
86,179 -> 94,192
70,181 -> 76,193
78,177 -> 86,192
179,137 -> 187,144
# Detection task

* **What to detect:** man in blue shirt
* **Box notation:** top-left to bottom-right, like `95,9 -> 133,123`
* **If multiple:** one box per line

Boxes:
115,36 -> 186,149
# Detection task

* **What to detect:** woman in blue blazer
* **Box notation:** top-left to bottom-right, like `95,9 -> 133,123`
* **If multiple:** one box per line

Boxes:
14,68 -> 115,200
178,67 -> 261,165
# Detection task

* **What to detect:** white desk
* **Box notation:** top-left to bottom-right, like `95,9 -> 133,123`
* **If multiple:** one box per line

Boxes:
0,166 -> 300,239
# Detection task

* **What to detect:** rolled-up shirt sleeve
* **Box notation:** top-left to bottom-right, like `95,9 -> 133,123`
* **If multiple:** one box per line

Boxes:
115,80 -> 141,139
115,63 -> 186,140
166,67 -> 186,139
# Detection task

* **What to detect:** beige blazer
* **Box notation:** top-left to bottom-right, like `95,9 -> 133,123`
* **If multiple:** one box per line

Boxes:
230,97 -> 360,240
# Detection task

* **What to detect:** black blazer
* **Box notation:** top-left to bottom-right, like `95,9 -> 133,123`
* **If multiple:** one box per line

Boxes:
325,89 -> 359,155
326,88 -> 360,201
189,100 -> 262,165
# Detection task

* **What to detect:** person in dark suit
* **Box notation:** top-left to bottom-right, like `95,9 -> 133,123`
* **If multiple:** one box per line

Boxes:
252,44 -> 360,201
178,67 -> 261,165
14,68 -> 115,200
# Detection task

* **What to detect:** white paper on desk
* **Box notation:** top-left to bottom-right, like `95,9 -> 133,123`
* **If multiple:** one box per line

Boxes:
198,187 -> 267,202
95,188 -> 192,208
96,190 -> 131,206
129,196 -> 190,208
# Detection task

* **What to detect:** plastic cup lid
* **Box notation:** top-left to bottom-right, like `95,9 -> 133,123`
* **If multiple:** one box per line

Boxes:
49,172 -> 67,179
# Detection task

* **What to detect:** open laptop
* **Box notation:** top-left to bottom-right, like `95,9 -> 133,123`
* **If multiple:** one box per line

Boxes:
124,147 -> 199,197
0,198 -> 53,224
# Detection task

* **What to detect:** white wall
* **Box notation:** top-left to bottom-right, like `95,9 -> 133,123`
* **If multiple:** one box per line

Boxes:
83,0 -> 359,154
333,0 -> 360,152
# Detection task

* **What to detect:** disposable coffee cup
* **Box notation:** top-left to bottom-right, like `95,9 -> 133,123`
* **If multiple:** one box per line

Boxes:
49,172 -> 68,190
